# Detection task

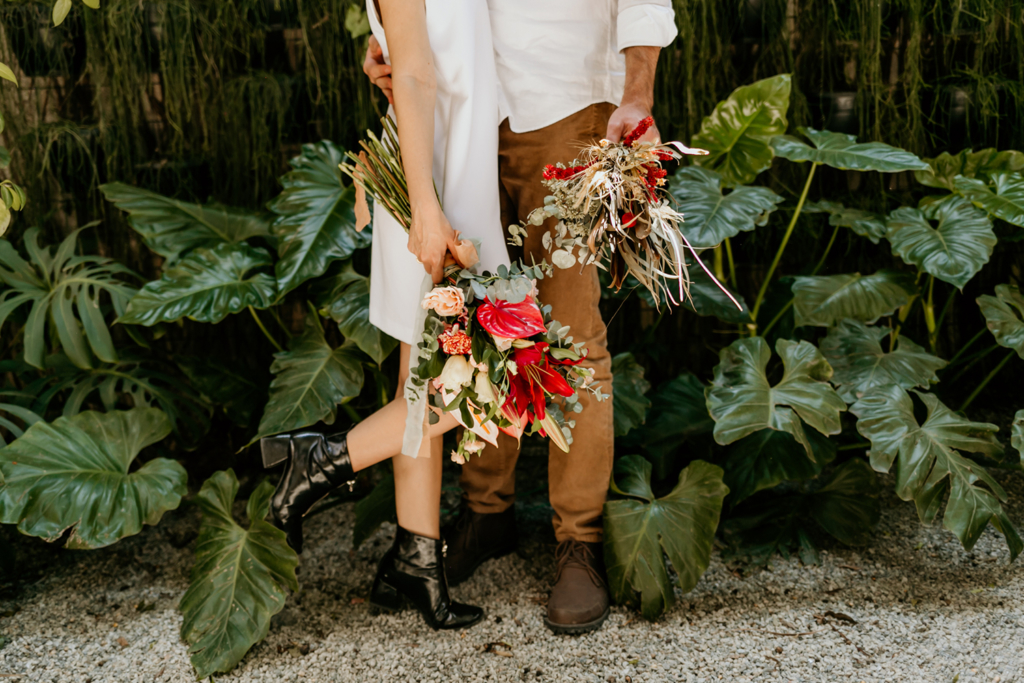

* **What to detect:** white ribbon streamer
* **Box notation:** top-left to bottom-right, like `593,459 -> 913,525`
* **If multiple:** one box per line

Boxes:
401,272 -> 434,458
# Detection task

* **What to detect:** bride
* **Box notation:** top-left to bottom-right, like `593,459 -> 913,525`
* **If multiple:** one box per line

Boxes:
259,0 -> 508,630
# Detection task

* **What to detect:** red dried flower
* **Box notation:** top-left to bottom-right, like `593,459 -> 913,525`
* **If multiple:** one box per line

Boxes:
543,162 -> 594,181
622,116 -> 655,146
439,326 -> 473,355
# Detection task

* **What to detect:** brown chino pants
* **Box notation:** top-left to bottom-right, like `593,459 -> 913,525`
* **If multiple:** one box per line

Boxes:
459,102 -> 617,543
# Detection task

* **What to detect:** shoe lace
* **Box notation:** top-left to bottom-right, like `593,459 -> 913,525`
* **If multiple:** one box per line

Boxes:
554,540 -> 603,586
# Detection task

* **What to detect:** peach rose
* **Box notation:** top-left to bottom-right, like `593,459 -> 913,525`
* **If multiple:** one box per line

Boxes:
421,286 -> 465,317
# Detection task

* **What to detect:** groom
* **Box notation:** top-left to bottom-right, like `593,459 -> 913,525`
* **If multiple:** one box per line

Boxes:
364,0 -> 677,634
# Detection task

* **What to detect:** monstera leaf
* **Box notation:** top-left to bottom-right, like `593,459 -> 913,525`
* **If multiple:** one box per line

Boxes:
668,166 -> 783,248
177,355 -> 269,428
633,373 -> 714,476
0,408 -> 185,549
805,201 -> 886,244
791,270 -> 916,328
612,353 -> 651,437
770,127 -> 928,172
119,243 -> 277,326
179,470 -> 298,680
851,385 -> 1020,557
977,284 -> 1024,359
691,74 -> 791,186
0,392 -> 43,447
100,183 -> 272,264
820,320 -> 946,403
955,172 -> 1024,228
1013,410 -> 1024,465
270,142 -> 371,295
706,337 -> 847,457
254,315 -> 366,441
722,428 -> 836,505
916,148 -> 1024,191
0,228 -> 138,369
604,457 -> 728,620
885,196 -> 995,289
312,264 -> 398,366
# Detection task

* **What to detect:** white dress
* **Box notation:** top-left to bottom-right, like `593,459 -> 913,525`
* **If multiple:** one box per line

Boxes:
367,0 -> 509,345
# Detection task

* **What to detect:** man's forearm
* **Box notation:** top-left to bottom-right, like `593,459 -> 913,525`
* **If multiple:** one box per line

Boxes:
621,46 -> 660,109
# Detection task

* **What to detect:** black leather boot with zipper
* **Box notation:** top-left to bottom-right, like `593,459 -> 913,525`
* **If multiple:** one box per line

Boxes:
370,526 -> 484,630
260,430 -> 355,554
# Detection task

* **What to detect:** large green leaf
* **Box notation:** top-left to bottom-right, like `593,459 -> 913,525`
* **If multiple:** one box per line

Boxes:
254,314 -> 365,441
722,427 -> 836,505
0,391 -> 43,447
604,457 -> 728,620
977,284 -> 1024,359
353,472 -> 396,549
179,470 -> 298,680
885,196 -> 995,289
955,172 -> 1024,228
706,337 -> 847,457
1012,410 -> 1024,465
804,200 -> 887,244
178,355 -> 268,428
851,385 -> 1020,557
0,408 -> 185,549
820,320 -> 946,403
632,373 -> 714,476
312,263 -> 397,366
770,127 -> 928,172
612,353 -> 651,437
100,183 -> 273,264
691,74 -> 791,186
270,142 -> 372,295
668,166 -> 783,249
119,242 -> 276,326
685,267 -> 751,324
0,228 -> 138,369
791,270 -> 916,328
916,148 -> 1024,191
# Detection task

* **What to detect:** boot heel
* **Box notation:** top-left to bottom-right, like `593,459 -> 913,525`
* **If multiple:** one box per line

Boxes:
369,577 -> 405,613
261,436 -> 291,468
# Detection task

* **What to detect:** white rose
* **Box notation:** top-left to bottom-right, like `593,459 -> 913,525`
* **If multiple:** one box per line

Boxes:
474,371 -> 498,405
437,355 -> 474,392
492,335 -> 514,351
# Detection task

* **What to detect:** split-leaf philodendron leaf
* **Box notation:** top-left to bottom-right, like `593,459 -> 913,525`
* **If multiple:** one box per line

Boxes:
612,352 -> 651,437
791,270 -> 916,328
955,172 -> 1024,228
770,127 -> 929,172
916,148 -> 1024,191
691,74 -> 791,186
668,166 -> 783,249
179,470 -> 298,680
604,456 -> 728,619
977,284 -> 1024,359
312,263 -> 398,366
1013,410 -> 1024,466
819,320 -> 946,403
851,385 -> 1021,559
0,408 -> 184,549
722,427 -> 836,506
804,201 -> 887,244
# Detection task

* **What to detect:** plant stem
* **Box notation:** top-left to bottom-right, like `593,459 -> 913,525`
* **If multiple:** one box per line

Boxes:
934,285 -> 956,334
948,343 -> 999,385
714,245 -> 725,282
760,299 -> 794,338
269,307 -> 292,337
724,237 -> 737,288
751,162 -> 818,324
342,402 -> 362,423
249,306 -> 284,352
837,442 -> 871,451
811,225 -> 839,276
946,328 -> 987,367
923,275 -> 937,354
960,350 -> 1015,411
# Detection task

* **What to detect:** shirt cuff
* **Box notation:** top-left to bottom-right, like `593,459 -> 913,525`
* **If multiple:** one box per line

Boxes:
617,5 -> 678,52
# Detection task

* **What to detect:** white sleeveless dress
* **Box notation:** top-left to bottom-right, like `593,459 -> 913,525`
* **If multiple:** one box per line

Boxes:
367,1 -> 509,345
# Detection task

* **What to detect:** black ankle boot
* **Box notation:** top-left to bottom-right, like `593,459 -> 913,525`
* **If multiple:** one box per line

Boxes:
260,430 -> 355,554
370,526 -> 484,630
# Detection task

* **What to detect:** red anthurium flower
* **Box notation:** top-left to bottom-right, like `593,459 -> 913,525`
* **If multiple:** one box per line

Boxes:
476,296 -> 546,339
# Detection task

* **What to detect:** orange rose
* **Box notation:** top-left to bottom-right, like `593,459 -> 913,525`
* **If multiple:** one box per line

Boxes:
421,286 -> 465,317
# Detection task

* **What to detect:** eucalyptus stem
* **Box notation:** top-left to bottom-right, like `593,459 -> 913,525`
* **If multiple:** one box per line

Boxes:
751,162 -> 818,324
811,225 -> 839,276
249,306 -> 284,352
960,350 -> 1015,411
724,237 -> 737,288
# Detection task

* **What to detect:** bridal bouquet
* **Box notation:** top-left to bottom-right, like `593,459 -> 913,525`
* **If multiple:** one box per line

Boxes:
509,117 -> 742,310
342,117 -> 601,462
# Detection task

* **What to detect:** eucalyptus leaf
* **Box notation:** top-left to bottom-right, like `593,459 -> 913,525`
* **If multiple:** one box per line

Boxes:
722,427 -> 836,506
791,270 -> 916,328
885,196 -> 995,289
604,457 -> 728,620
692,74 -> 791,186
770,127 -> 928,172
851,385 -> 1017,557
916,148 -> 1024,191
270,141 -> 371,295
179,470 -> 298,680
820,320 -> 946,402
119,243 -> 276,326
955,172 -> 1024,228
612,353 -> 651,438
0,408 -> 185,549
313,264 -> 398,365
977,284 -> 1024,359
100,183 -> 273,264
668,166 -> 783,248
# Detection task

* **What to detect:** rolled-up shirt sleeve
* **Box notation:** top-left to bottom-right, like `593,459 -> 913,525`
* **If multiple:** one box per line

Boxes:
617,0 -> 678,52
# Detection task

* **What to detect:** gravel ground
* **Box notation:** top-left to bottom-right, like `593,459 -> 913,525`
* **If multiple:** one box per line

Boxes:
2,469 -> 1023,683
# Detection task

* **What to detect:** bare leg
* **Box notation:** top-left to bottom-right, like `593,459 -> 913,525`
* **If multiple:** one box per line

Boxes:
347,343 -> 459,539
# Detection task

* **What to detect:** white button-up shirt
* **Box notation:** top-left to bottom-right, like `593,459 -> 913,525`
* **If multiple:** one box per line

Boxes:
487,0 -> 678,133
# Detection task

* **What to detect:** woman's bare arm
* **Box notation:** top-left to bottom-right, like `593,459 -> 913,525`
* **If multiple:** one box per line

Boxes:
378,0 -> 455,283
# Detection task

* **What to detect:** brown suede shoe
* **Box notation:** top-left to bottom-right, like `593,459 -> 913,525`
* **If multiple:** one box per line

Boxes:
442,507 -> 518,586
544,540 -> 610,634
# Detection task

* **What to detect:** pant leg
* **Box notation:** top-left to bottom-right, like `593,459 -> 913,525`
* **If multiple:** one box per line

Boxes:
463,103 -> 616,541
